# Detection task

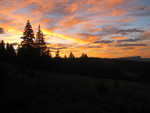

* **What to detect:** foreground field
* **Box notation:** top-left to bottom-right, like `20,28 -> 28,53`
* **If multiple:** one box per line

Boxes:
2,69 -> 150,113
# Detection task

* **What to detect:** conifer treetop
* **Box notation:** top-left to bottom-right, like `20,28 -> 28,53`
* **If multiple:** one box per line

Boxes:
36,25 -> 46,46
55,49 -> 60,58
69,52 -> 75,59
21,20 -> 35,46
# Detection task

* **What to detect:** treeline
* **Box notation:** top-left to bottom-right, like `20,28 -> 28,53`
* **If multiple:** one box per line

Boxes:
0,40 -> 16,57
0,20 -> 88,59
0,40 -> 88,59
1,38 -> 150,83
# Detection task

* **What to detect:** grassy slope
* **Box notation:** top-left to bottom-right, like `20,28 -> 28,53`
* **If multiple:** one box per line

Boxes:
2,68 -> 150,113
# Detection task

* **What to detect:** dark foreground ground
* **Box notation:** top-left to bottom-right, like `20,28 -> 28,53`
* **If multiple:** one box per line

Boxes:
1,58 -> 150,113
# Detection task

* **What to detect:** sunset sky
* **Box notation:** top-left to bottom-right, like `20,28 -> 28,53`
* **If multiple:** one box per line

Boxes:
0,0 -> 150,58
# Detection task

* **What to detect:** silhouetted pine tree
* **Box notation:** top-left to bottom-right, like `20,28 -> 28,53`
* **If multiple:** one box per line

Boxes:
21,20 -> 35,46
18,20 -> 36,56
49,49 -> 52,58
55,50 -> 60,58
35,25 -> 49,57
80,53 -> 88,59
0,40 -> 6,57
69,52 -> 75,59
6,43 -> 16,56
64,54 -> 67,59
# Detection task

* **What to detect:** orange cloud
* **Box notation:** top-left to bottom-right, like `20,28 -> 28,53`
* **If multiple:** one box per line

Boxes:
66,2 -> 79,13
112,36 -> 128,40
111,9 -> 127,16
117,18 -> 135,23
59,16 -> 86,28
105,0 -> 124,8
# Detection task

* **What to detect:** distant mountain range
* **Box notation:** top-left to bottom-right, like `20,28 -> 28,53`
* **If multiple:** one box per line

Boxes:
117,56 -> 150,61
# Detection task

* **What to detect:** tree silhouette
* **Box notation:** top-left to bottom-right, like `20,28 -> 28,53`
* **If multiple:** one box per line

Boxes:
69,52 -> 75,59
64,54 -> 67,59
0,40 -> 6,57
48,49 -> 52,58
21,20 -> 35,47
80,53 -> 88,59
6,43 -> 16,56
35,25 -> 45,46
35,25 -> 49,57
55,50 -> 60,58
17,45 -> 37,57
18,20 -> 37,57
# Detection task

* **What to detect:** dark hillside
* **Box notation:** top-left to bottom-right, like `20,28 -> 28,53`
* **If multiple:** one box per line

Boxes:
1,57 -> 150,112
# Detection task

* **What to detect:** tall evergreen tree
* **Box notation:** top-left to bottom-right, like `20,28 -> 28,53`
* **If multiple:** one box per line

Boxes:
35,25 -> 49,56
21,20 -> 35,47
55,50 -> 60,58
35,25 -> 45,46
69,52 -> 75,59
18,20 -> 36,56
0,40 -> 6,57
